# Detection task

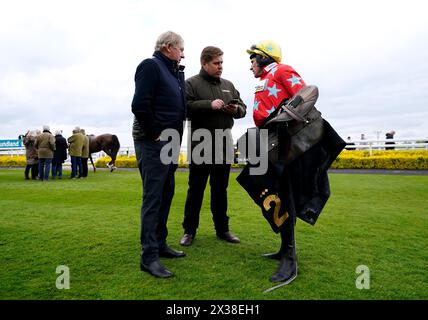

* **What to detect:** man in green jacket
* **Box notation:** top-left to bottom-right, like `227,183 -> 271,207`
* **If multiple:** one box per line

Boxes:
34,125 -> 55,181
68,126 -> 84,179
80,128 -> 90,178
180,46 -> 247,246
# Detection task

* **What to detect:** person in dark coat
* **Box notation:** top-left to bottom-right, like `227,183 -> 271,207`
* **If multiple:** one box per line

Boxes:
385,130 -> 395,150
179,46 -> 247,247
52,130 -> 68,179
131,31 -> 187,279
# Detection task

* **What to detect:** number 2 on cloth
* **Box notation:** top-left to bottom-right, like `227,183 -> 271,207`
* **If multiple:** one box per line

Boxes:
263,194 -> 289,227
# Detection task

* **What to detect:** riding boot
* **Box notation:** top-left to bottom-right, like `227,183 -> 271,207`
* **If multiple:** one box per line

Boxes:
270,218 -> 297,284
270,243 -> 297,283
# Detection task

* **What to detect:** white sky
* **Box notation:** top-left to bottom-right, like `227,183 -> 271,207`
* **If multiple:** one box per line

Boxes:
1,0 -> 427,148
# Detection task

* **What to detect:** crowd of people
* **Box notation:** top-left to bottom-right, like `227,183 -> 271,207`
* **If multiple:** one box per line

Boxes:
21,125 -> 90,181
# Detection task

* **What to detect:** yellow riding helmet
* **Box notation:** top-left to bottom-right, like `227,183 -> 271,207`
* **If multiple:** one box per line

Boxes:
246,40 -> 282,63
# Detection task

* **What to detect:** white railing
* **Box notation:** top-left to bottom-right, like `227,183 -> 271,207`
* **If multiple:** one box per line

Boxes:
345,139 -> 428,155
2,140 -> 427,158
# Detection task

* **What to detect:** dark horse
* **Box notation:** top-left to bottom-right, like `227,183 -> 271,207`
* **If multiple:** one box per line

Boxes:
88,134 -> 120,172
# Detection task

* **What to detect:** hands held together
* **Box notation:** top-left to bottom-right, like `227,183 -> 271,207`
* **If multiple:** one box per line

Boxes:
211,99 -> 238,115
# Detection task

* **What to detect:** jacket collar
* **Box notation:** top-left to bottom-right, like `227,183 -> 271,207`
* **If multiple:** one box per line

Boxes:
261,62 -> 278,78
153,51 -> 179,74
199,68 -> 221,84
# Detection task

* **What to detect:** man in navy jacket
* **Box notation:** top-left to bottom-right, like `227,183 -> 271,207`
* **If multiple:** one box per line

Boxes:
132,31 -> 186,278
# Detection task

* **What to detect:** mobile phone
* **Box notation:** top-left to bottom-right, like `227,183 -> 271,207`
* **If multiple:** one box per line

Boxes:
227,99 -> 239,105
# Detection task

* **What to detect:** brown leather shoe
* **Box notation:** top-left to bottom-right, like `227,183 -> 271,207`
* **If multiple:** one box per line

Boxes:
180,234 -> 194,246
217,231 -> 240,244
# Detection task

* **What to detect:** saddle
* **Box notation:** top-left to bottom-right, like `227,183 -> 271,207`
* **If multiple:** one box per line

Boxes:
264,85 -> 324,164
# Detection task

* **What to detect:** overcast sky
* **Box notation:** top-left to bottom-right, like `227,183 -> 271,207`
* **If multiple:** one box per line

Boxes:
1,0 -> 427,148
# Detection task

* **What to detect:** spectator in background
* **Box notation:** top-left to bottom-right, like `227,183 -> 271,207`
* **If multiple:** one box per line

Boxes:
34,125 -> 55,181
346,136 -> 356,150
23,130 -> 39,180
385,130 -> 396,150
52,130 -> 68,179
68,126 -> 84,179
80,128 -> 89,178
359,133 -> 367,146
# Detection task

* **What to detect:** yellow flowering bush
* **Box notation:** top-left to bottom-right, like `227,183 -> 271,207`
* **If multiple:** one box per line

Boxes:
95,150 -> 428,170
95,153 -> 189,168
0,156 -> 26,166
332,150 -> 428,170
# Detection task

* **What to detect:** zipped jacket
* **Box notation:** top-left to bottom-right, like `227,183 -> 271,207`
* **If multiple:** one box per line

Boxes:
132,51 -> 186,140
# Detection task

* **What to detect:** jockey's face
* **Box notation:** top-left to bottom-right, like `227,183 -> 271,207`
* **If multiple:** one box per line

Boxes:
250,57 -> 263,78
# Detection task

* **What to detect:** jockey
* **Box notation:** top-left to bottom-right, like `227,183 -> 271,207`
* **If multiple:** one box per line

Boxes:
247,40 -> 306,127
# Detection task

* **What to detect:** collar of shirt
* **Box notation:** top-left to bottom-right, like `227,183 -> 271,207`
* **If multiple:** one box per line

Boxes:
263,62 -> 278,73
260,62 -> 279,79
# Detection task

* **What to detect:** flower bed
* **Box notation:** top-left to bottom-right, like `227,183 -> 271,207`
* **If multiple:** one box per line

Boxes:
94,150 -> 428,170
0,156 -> 26,166
331,150 -> 428,170
2,150 -> 427,170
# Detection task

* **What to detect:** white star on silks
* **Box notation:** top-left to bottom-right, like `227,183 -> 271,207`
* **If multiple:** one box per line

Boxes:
269,66 -> 278,77
267,83 -> 282,98
287,75 -> 302,87
253,100 -> 260,111
266,106 -> 276,115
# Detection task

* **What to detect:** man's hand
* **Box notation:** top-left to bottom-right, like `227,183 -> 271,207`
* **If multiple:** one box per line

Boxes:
211,99 -> 225,110
222,103 -> 238,115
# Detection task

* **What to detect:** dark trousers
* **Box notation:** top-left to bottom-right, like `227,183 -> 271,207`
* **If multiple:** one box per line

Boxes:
182,163 -> 231,236
25,164 -> 39,179
135,138 -> 178,265
70,156 -> 82,178
51,161 -> 63,178
81,157 -> 88,177
38,158 -> 52,181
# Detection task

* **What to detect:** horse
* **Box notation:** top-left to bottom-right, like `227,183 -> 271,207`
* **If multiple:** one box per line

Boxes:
88,134 -> 120,172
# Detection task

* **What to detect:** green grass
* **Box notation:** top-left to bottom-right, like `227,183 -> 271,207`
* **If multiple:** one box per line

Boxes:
0,168 -> 427,300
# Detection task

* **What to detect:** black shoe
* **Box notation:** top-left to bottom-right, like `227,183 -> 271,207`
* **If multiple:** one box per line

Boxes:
217,231 -> 240,244
270,250 -> 297,284
262,252 -> 282,260
140,260 -> 173,278
159,246 -> 186,258
180,234 -> 194,246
